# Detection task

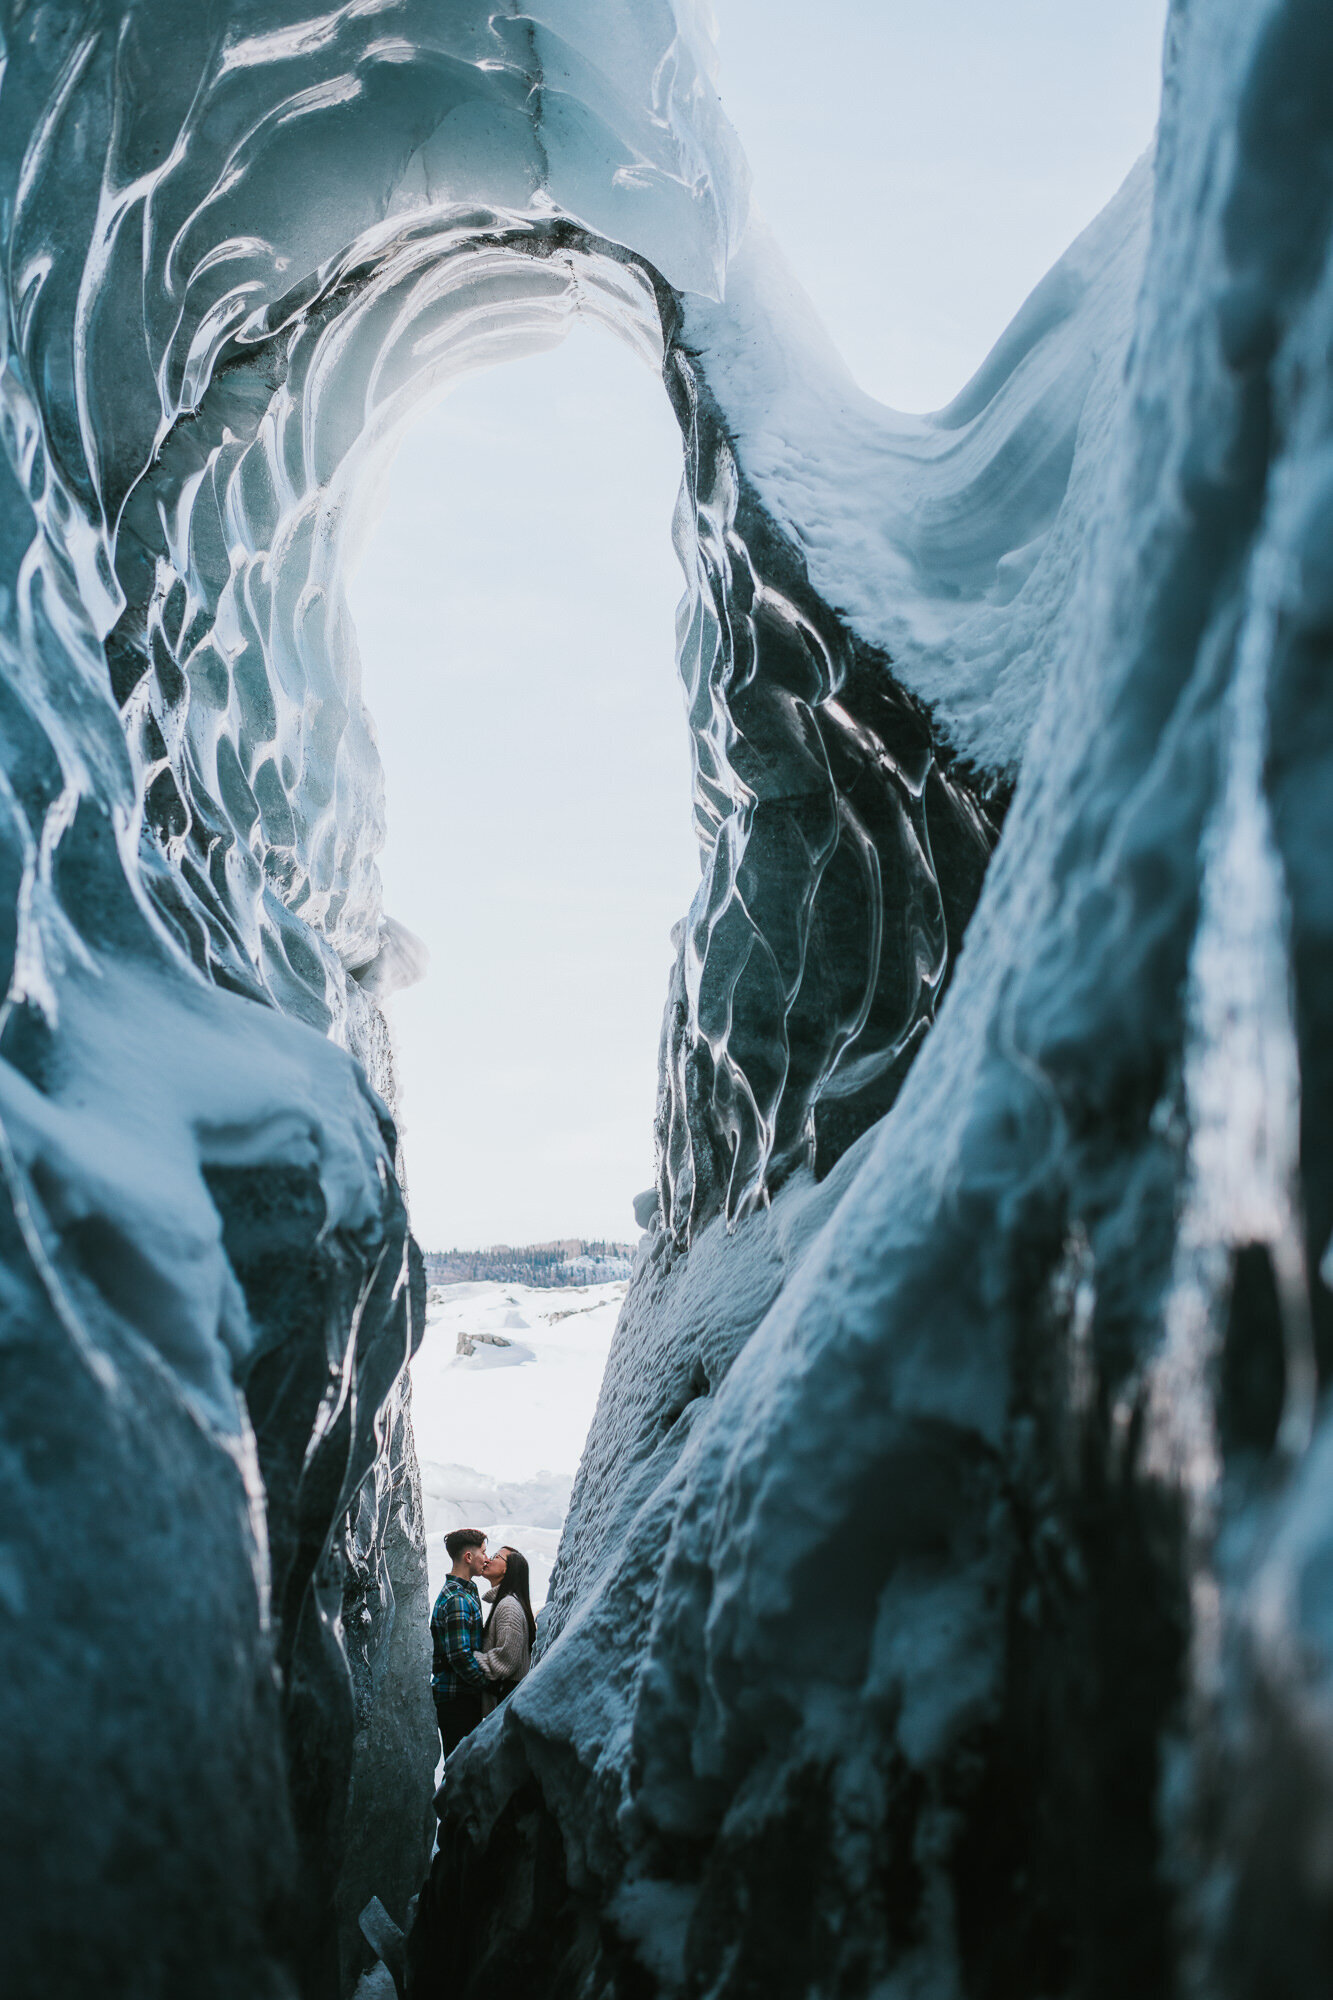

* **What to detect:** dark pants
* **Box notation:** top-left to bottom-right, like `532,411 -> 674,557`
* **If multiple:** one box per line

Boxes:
435,1690 -> 484,1761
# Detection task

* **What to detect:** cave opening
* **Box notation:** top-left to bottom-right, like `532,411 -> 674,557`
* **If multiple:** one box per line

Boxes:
346,318 -> 698,1256
343,313 -> 699,1660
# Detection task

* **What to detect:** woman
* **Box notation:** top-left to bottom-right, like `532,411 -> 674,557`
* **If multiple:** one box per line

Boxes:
474,1545 -> 536,1714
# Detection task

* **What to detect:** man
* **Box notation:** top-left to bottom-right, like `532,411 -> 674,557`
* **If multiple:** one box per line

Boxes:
430,1527 -> 491,1759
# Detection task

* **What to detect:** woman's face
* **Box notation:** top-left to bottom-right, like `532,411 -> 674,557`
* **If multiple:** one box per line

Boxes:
482,1550 -> 509,1583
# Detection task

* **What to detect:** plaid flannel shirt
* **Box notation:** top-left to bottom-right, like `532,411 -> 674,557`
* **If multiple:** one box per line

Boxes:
430,1574 -> 488,1701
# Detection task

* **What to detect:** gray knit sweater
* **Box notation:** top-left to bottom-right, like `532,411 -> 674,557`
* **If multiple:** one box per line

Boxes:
476,1591 -> 532,1716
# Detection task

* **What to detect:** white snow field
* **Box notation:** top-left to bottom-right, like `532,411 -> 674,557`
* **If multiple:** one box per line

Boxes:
410,1280 -> 627,1614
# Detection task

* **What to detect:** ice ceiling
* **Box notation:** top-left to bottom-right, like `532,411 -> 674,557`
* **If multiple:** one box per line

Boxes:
2,0 -> 1110,1249
5,4 -> 1333,1999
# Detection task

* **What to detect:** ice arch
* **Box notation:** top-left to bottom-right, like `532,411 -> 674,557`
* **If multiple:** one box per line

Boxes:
0,11 -> 1024,1989
101,197 -> 1013,1248
6,5 -> 1333,2000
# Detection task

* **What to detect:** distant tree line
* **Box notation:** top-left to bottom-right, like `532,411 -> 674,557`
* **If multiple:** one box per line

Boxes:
423,1238 -> 636,1288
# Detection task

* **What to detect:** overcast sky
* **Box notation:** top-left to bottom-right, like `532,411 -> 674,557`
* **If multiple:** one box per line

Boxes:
349,0 -> 1168,1250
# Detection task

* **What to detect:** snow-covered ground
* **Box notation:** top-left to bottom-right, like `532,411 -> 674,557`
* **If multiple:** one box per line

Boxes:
410,1279 -> 626,1612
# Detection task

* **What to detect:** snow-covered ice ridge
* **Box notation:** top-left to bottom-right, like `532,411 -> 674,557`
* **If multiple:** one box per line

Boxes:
0,0 -> 1028,1256
4,4 -> 1333,1998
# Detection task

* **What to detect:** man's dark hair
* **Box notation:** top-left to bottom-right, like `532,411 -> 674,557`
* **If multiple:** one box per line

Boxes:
444,1527 -> 486,1560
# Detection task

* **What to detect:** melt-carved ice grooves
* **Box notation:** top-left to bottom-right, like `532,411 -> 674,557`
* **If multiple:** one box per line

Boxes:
3,0 -> 1333,1996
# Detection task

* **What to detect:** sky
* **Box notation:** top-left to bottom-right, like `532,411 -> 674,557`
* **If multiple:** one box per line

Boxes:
710,0 -> 1168,412
349,0 -> 1168,1251
349,336 -> 693,1249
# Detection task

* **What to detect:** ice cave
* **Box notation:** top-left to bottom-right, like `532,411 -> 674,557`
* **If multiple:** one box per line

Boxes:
3,2 -> 1333,1996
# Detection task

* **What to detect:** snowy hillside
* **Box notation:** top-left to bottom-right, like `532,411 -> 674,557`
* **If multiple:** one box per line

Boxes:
410,1280 -> 626,1612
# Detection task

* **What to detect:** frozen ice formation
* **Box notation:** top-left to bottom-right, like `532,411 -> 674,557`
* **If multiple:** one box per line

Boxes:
3,1 -> 1333,1997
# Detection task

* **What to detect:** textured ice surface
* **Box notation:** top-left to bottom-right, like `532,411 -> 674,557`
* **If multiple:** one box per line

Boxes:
0,0 -> 1010,1254
4,1 -> 1333,1997
415,8 -> 1333,2000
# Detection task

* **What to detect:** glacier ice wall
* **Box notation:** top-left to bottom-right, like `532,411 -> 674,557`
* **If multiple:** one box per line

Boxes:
417,6 -> 1333,2000
0,6 -> 1019,1991
5,0 -> 1333,1997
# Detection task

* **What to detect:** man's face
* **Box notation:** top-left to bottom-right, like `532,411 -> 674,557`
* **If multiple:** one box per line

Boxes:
464,1541 -> 488,1576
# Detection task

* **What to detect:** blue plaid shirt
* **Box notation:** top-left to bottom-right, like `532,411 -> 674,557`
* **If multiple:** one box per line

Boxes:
430,1574 -> 488,1701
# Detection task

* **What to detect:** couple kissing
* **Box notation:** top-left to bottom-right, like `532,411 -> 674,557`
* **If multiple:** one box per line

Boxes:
429,1528 -> 536,1762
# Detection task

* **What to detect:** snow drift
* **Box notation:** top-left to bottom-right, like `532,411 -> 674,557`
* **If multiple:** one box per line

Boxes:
3,2 -> 1333,1997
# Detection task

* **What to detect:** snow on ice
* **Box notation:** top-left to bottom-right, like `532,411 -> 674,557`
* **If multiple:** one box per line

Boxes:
5,4 -> 1333,1998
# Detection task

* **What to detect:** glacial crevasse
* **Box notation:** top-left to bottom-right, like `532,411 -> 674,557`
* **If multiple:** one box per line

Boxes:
3,3 -> 1333,1999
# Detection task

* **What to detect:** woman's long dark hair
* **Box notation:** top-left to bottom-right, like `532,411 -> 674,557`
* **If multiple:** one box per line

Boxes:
490,1547 -> 536,1646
